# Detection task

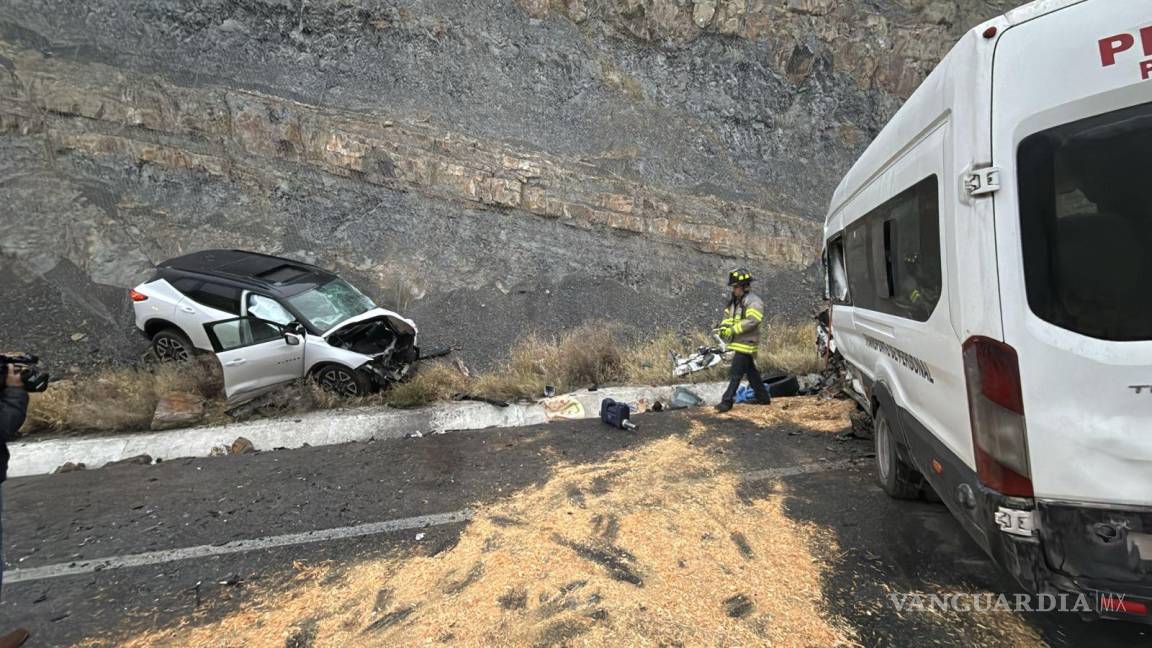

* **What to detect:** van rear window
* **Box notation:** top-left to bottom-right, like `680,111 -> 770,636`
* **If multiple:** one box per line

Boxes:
1017,102 -> 1152,341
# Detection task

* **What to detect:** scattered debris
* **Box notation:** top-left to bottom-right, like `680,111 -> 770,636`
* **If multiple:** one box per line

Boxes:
415,533 -> 426,541
669,386 -> 704,410
70,332 -> 87,342
115,409 -> 859,647
105,454 -> 153,468
228,437 -> 256,455
453,394 -> 510,408
53,462 -> 86,474
598,399 -> 636,431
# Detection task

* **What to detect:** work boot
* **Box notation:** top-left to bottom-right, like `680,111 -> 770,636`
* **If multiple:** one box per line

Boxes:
755,396 -> 772,405
714,401 -> 733,413
0,628 -> 30,648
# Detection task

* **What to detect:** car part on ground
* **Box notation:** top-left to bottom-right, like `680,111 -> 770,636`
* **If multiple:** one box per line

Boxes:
761,373 -> 800,398
599,399 -> 637,430
671,334 -> 728,377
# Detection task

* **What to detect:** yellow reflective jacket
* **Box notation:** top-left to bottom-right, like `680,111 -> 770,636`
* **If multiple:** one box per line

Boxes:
721,292 -> 765,355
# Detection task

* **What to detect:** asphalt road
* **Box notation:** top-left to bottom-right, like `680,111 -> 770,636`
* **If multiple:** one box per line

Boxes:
0,405 -> 1147,647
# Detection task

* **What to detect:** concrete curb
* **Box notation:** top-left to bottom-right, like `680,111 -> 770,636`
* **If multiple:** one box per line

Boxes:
9,382 -> 726,478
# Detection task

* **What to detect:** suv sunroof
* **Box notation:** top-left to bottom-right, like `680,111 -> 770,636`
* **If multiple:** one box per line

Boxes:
257,265 -> 310,284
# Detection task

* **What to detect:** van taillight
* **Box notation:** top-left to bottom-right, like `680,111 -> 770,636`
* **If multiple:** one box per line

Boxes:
129,289 -> 148,302
962,336 -> 1033,497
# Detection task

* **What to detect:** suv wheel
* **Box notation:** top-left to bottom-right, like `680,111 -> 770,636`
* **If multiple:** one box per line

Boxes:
313,364 -> 373,398
874,405 -> 922,499
152,328 -> 194,363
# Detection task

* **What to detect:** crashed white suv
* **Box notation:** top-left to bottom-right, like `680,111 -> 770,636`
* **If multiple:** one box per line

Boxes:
131,249 -> 419,401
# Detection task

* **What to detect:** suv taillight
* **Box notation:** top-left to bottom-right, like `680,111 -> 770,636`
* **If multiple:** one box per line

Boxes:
129,289 -> 148,302
963,336 -> 1033,497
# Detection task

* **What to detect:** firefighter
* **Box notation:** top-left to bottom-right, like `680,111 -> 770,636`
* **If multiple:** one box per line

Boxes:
715,268 -> 772,413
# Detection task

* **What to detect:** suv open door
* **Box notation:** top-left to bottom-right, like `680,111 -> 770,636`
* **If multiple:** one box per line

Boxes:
204,317 -> 306,400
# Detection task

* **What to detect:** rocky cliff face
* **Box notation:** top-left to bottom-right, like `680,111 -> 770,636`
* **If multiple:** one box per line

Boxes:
0,0 -> 1016,370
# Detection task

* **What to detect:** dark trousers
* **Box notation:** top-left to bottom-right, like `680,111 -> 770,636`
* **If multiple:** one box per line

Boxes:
721,352 -> 772,405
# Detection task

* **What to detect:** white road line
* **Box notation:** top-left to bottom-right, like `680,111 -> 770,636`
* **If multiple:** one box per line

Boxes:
3,509 -> 474,585
3,459 -> 866,585
740,458 -> 865,483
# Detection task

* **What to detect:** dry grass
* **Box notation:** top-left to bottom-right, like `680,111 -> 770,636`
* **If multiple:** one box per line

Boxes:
758,319 -> 823,376
101,417 -> 859,648
471,323 -> 628,402
24,357 -> 223,435
26,320 -> 822,434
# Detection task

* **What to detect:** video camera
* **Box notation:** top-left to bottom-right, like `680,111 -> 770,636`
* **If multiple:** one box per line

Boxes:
0,354 -> 50,392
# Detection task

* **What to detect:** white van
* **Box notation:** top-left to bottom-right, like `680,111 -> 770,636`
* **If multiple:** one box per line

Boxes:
823,0 -> 1151,621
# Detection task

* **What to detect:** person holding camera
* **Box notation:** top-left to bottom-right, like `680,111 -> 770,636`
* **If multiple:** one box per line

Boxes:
0,361 -> 31,647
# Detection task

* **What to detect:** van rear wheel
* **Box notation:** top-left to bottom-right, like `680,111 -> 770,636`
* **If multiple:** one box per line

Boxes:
874,406 -> 921,499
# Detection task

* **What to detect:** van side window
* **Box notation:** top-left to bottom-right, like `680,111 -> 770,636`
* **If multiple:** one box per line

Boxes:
1017,102 -> 1152,341
827,236 -> 849,304
185,282 -> 242,315
843,176 -> 941,322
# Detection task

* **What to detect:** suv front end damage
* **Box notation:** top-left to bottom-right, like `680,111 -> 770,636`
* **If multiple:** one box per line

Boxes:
324,309 -> 420,388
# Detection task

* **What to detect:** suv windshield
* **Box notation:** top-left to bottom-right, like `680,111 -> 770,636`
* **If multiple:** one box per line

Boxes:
1017,102 -> 1152,341
286,279 -> 376,334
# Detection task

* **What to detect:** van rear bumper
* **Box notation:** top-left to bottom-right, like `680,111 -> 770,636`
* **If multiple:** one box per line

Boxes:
884,393 -> 1152,623
986,495 -> 1152,622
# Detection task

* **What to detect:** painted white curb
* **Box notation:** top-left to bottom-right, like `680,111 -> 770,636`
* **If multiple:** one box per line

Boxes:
9,382 -> 726,478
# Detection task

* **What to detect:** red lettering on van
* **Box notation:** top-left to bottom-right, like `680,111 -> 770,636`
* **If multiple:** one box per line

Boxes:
1142,59 -> 1152,81
1144,26 -> 1152,56
1099,33 -> 1135,66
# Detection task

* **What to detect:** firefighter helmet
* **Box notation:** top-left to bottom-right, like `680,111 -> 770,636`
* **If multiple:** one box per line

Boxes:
727,268 -> 753,286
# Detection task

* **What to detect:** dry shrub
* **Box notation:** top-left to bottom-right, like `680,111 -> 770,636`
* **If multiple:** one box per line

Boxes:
382,362 -> 470,408
757,319 -> 822,376
26,319 -> 822,435
104,419 -> 860,648
473,322 -> 628,401
25,359 -> 222,434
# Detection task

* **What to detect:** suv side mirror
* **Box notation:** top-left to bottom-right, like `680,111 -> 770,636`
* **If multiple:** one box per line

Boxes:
283,332 -> 301,346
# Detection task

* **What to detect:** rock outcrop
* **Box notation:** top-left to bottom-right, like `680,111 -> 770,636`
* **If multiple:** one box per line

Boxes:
0,0 -> 1016,369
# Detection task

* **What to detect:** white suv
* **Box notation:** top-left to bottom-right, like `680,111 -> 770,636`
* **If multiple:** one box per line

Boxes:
131,249 -> 419,401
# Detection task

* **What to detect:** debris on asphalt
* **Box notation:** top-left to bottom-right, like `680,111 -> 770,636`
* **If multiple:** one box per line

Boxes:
598,399 -> 637,431
228,437 -> 256,456
452,394 -> 510,408
53,462 -> 86,474
115,405 -> 859,647
668,386 -> 704,409
105,454 -> 153,468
